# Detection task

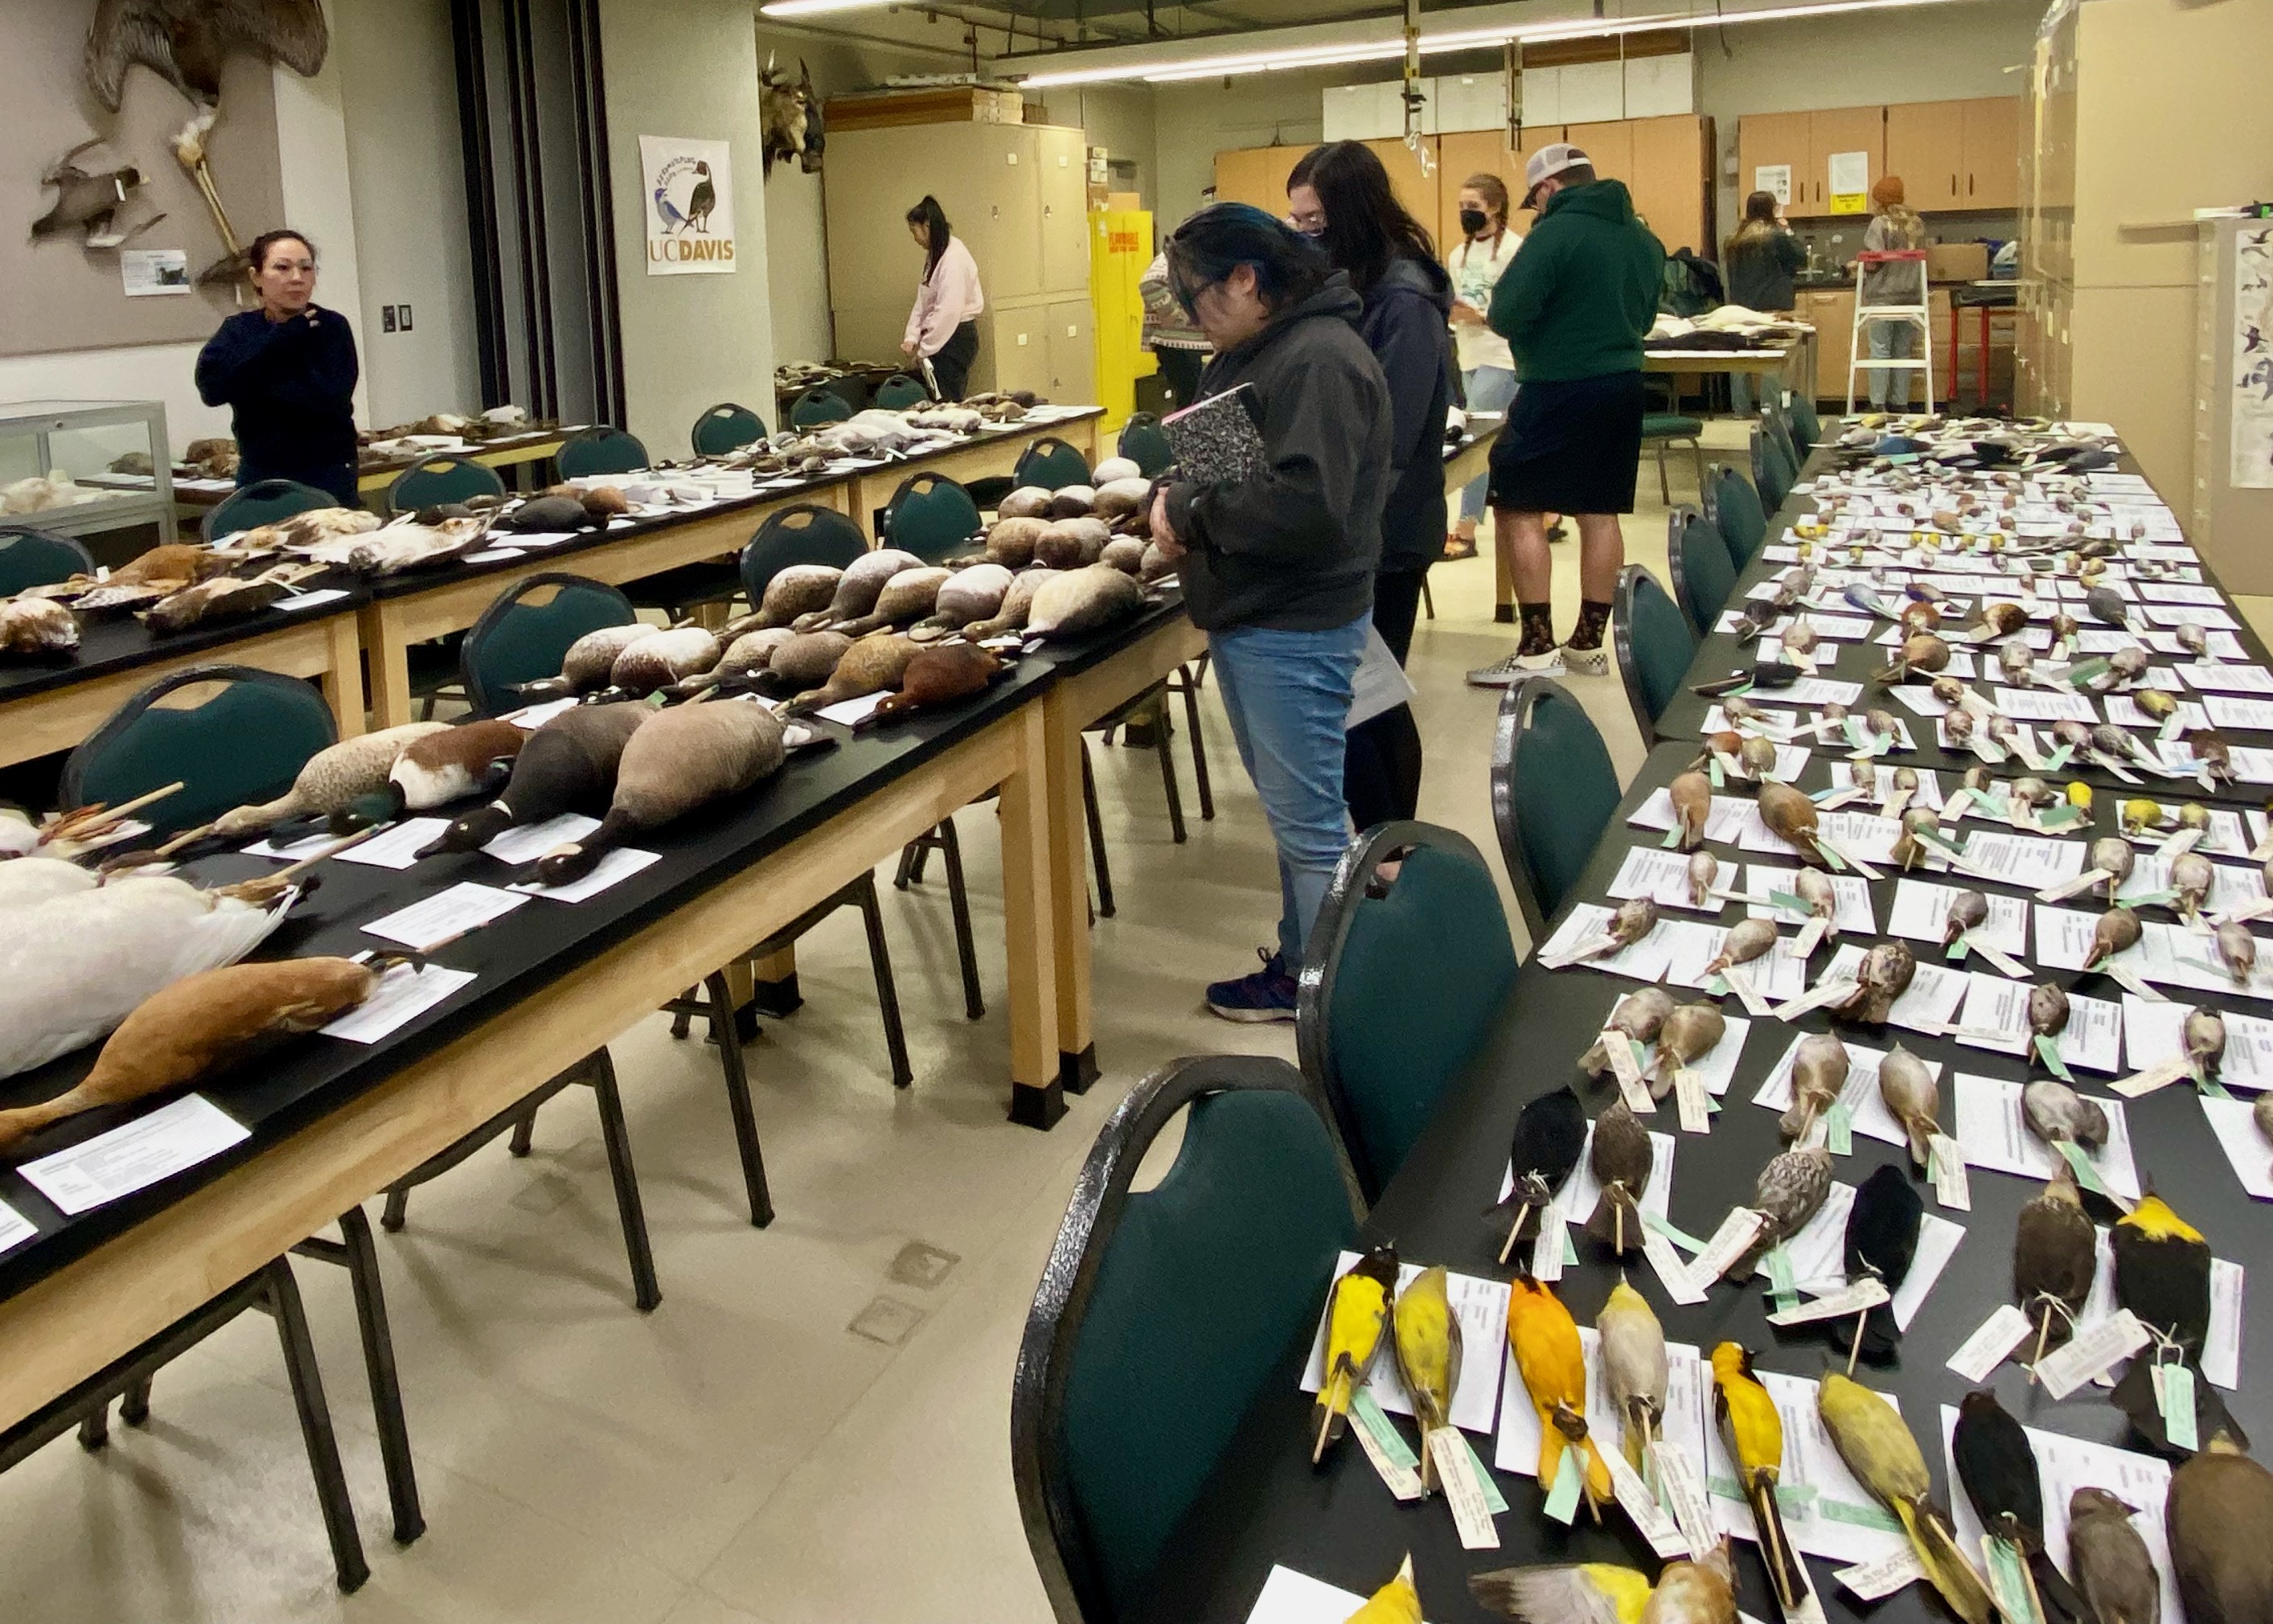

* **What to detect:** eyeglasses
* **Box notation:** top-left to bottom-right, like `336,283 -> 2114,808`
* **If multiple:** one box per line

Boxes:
1287,207 -> 1327,235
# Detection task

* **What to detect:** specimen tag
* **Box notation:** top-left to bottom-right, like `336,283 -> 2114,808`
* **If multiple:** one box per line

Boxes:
1825,1101 -> 1854,1156
1460,1433 -> 1510,1514
1430,1428 -> 1502,1548
1771,978 -> 1860,1022
1965,935 -> 2031,979
1349,1391 -> 1426,1501
1531,1203 -> 1567,1283
1982,1539 -> 2033,1624
1538,1442 -> 1583,1528
1651,1442 -> 1721,1563
1602,1437 -> 1688,1558
2113,1056 -> 2193,1098
2035,1033 -> 2076,1083
2101,962 -> 2165,1003
1694,1208 -> 1769,1283
1836,1545 -> 1927,1603
1940,787 -> 1976,824
1767,1277 -> 1889,1327
2053,1138 -> 2115,1204
2036,1308 -> 2152,1400
2156,1363 -> 2200,1453
1930,1135 -> 1972,1211
1763,1246 -> 1800,1316
1676,1067 -> 1712,1134
1723,964 -> 1774,1019
1947,1304 -> 2034,1384
1642,1223 -> 1710,1306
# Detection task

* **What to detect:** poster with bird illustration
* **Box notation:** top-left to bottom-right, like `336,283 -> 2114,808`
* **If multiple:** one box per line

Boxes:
638,135 -> 735,276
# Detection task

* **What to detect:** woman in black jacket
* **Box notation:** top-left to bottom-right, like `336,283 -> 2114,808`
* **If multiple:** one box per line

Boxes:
1149,204 -> 1393,1020
1286,141 -> 1454,835
195,229 -> 360,507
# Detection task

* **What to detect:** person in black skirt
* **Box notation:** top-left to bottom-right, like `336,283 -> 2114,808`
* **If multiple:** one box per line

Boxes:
901,195 -> 985,401
195,229 -> 360,507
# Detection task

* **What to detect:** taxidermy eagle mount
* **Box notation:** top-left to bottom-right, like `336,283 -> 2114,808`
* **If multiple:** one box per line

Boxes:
760,55 -> 824,177
82,0 -> 331,285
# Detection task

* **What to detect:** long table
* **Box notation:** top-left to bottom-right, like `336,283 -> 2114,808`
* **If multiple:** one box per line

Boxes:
1136,736 -> 2273,1621
843,408 -> 1104,539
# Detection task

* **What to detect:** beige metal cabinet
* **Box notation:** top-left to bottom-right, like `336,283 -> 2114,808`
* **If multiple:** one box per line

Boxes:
1045,297 -> 1095,402
1037,127 -> 1089,293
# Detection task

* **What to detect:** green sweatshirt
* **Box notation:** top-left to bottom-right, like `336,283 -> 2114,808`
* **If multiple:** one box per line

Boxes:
1487,178 -> 1666,382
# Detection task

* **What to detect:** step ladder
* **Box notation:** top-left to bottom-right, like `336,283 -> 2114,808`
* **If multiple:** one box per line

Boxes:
1844,250 -> 1934,415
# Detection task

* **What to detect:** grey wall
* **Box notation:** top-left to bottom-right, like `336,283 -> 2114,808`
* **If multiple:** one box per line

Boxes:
601,0 -> 775,453
1151,71 -> 1333,232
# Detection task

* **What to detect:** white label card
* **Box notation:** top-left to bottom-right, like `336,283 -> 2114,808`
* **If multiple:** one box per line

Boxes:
319,962 -> 478,1044
362,882 -> 531,952
16,1095 -> 251,1216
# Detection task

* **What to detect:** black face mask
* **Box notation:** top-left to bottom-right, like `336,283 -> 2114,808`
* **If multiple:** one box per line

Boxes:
1459,208 -> 1490,237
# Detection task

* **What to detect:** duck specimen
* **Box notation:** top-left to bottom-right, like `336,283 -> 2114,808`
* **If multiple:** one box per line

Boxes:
423,703 -> 649,855
797,548 -> 921,629
867,644 -> 1003,724
1024,564 -> 1146,641
962,567 -> 1061,641
608,625 -> 723,697
828,567 -> 950,638
142,564 -> 320,634
207,721 -> 452,840
742,564 -> 843,630
329,718 -> 526,831
784,633 -> 920,715
913,564 -> 1013,636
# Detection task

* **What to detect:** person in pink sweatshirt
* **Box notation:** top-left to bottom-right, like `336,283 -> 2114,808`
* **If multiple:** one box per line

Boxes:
902,195 -> 986,400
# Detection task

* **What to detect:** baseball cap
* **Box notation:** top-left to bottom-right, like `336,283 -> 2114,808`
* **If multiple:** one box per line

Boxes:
1524,143 -> 1589,206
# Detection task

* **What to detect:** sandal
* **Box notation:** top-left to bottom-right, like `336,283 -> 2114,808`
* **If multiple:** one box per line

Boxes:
1442,533 -> 1478,561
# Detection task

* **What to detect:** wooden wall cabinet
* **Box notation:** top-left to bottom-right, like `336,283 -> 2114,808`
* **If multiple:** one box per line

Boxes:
1884,100 -> 1968,211
1745,97 -> 2018,218
1736,110 -> 1813,213
1959,96 -> 2020,212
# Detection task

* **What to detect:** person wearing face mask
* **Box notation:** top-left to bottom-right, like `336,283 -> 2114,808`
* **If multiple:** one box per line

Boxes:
1147,203 -> 1392,1022
195,228 -> 360,507
1444,173 -> 1522,562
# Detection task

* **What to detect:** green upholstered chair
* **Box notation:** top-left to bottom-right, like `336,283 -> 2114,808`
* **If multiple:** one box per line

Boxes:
691,402 -> 767,458
385,454 -> 507,515
1491,675 -> 1623,943
203,477 -> 338,541
1013,437 -> 1093,493
789,387 -> 852,429
1762,407 -> 1803,475
873,373 -> 929,409
1751,423 -> 1798,511
1668,504 -> 1738,636
556,426 -> 650,478
1298,822 -> 1519,1202
882,472 -> 983,563
0,525 -> 93,593
1706,463 -> 1769,568
1116,413 -> 1174,479
457,572 -> 638,716
1641,411 -> 1707,503
739,503 -> 868,604
63,664 -> 338,836
1012,1054 -> 1362,1622
1785,391 -> 1824,453
1613,563 -> 1696,749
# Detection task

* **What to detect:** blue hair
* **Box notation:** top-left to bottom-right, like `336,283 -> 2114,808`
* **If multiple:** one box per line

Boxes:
1164,202 -> 1328,317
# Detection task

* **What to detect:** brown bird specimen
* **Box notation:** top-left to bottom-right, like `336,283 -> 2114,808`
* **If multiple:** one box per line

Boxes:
30,139 -> 161,247
2167,1437 -> 2273,1623
2066,1487 -> 2161,1624
1583,1101 -> 1654,1255
0,957 -> 375,1154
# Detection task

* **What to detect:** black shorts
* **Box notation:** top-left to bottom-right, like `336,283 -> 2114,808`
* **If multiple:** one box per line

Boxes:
1485,371 -> 1647,516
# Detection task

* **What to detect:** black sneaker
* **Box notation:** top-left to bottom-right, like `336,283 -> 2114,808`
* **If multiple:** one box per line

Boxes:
1205,949 -> 1298,1023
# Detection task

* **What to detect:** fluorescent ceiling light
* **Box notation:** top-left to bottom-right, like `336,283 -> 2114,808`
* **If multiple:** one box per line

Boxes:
758,0 -> 896,16
1017,0 -> 1967,88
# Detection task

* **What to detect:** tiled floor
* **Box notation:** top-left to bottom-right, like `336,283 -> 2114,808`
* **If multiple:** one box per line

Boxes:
0,419 -> 1752,1622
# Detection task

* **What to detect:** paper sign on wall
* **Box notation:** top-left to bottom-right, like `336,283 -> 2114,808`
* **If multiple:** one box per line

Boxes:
121,248 -> 189,297
1828,150 -> 1870,215
639,136 -> 736,276
1754,165 -> 1792,207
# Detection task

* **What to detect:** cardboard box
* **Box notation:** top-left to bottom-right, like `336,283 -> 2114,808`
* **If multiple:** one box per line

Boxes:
1929,241 -> 1990,281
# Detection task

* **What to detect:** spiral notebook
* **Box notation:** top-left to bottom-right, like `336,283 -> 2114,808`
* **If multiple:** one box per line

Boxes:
1160,384 -> 1266,483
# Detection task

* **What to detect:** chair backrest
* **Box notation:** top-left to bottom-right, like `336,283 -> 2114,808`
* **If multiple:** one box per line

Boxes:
63,664 -> 338,835
1750,424 -> 1796,511
1614,563 -> 1696,748
1763,409 -> 1802,474
1117,414 -> 1174,479
1668,504 -> 1737,637
790,386 -> 851,429
203,478 -> 338,541
1491,676 -> 1622,942
1298,822 -> 1520,1202
740,504 -> 868,602
873,373 -> 929,410
556,426 -> 650,478
1706,463 -> 1769,568
386,453 -> 507,515
691,402 -> 767,458
1012,1054 -> 1361,1624
0,525 -> 94,593
1785,391 -> 1823,452
1014,437 -> 1093,493
459,572 -> 640,716
882,472 -> 983,563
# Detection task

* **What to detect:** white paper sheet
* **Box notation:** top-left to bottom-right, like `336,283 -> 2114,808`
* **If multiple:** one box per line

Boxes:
362,881 -> 530,951
1885,877 -> 2029,957
1751,1031 -> 1943,1152
1951,978 -> 2123,1072
507,846 -> 661,902
480,811 -> 604,866
16,1095 -> 250,1216
320,962 -> 478,1044
1947,1072 -> 2141,1198
1300,1254 -> 1508,1436
1495,1327 -> 1708,1487
333,818 -> 452,870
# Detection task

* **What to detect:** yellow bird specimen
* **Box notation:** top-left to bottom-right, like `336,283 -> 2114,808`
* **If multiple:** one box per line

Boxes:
1343,1553 -> 1422,1624
1314,1245 -> 1401,1464
1709,1343 -> 1808,1614
1507,1276 -> 1613,1515
1470,1544 -> 1737,1624
1815,1373 -> 1994,1624
1393,1264 -> 1461,1492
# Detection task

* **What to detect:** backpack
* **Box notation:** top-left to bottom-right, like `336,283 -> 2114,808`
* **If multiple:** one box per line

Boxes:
1659,248 -> 1724,318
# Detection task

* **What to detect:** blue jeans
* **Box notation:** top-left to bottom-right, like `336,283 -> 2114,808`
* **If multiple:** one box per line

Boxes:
1208,614 -> 1369,968
1459,366 -> 1520,524
1868,321 -> 1915,408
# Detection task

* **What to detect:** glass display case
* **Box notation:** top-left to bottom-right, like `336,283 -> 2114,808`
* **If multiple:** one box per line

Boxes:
0,400 -> 177,543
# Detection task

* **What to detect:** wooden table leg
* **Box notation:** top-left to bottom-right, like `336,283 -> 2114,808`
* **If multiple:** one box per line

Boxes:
999,703 -> 1065,1128
749,942 -> 800,1015
321,613 -> 366,737
360,602 -> 416,730
1041,692 -> 1097,1094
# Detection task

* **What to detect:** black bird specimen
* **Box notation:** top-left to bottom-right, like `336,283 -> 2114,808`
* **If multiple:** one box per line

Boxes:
1490,1086 -> 1587,1264
1828,1163 -> 1923,1367
2109,1193 -> 2246,1456
1951,1390 -> 2095,1624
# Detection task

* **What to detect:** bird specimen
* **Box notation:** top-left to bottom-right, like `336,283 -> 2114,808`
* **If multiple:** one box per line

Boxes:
1815,1373 -> 1993,1624
1582,987 -> 1675,1077
198,722 -> 451,843
1779,1032 -> 1848,1144
1469,1544 -> 1737,1624
1584,1101 -> 1655,1256
1831,1164 -> 1925,1367
1877,1044 -> 1943,1168
2109,1193 -> 2242,1454
1022,564 -> 1147,641
1836,940 -> 1918,1025
1951,1390 -> 2095,1623
1734,1145 -> 1834,1277
30,140 -> 160,248
1668,771 -> 1712,851
327,719 -> 525,832
1392,1265 -> 1459,1492
1595,1281 -> 1667,1475
1709,1343 -> 1809,1614
1647,1003 -> 1726,1098
2021,1080 -> 2107,1157
1505,1277 -> 1611,1516
422,703 -> 649,855
1312,1246 -> 1398,1464
1493,1086 -> 1587,1263
2066,1488 -> 2160,1624
2167,1438 -> 2273,1623
1344,1554 -> 1422,1624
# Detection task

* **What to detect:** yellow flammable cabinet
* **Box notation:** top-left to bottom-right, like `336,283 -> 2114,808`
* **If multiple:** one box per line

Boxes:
1089,208 -> 1153,433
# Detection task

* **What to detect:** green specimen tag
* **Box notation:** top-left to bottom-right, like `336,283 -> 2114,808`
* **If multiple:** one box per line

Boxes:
2067,657 -> 2111,688
1561,1227 -> 1581,1267
1542,1445 -> 1584,1525
1709,757 -> 1726,789
1663,826 -> 1685,850
1984,1540 -> 2038,1624
1765,1246 -> 1799,1316
1769,890 -> 1810,916
2044,745 -> 2076,773
1826,1101 -> 1854,1156
1844,717 -> 1871,753
1462,1433 -> 1511,1514
1351,1390 -> 1419,1470
1947,935 -> 1972,962
2036,1034 -> 2075,1082
2039,802 -> 2084,830
1640,1208 -> 1709,1253
2053,1138 -> 2110,1198
2197,1070 -> 2234,1101
2158,1363 -> 2200,1452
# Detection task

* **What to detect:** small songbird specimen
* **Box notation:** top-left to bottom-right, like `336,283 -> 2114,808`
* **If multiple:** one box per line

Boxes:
1344,1552 -> 1422,1624
2014,1165 -> 2098,1373
1596,1281 -> 1668,1474
1830,1163 -> 1925,1368
1816,1373 -> 1993,1624
1734,1145 -> 1833,1278
2066,1487 -> 2161,1624
1312,1245 -> 1399,1465
1491,1085 -> 1588,1264
1469,1542 -> 1738,1624
2109,1192 -> 2246,1455
1506,1277 -> 1612,1517
1584,1101 -> 1655,1257
1392,1264 -> 1460,1493
2167,1437 -> 2273,1623
1709,1343 -> 1809,1614
1951,1390 -> 2095,1623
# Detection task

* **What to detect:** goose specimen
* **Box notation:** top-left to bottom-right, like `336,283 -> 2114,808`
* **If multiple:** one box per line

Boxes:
207,721 -> 452,840
423,703 -> 649,855
533,699 -> 793,884
913,564 -> 1012,636
0,871 -> 300,1081
785,633 -> 919,714
1024,564 -> 1145,642
0,957 -> 374,1156
330,718 -> 527,831
829,567 -> 950,638
519,623 -> 651,699
740,564 -> 843,630
608,625 -> 722,696
962,567 -> 1059,641
794,547 -> 922,630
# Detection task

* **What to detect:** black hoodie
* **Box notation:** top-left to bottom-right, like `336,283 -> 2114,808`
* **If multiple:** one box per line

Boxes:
1163,274 -> 1392,634
1356,252 -> 1457,574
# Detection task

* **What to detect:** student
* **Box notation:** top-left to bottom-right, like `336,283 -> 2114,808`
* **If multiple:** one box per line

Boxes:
195,229 -> 359,507
1147,203 -> 1392,1021
901,195 -> 985,400
1444,173 -> 1522,560
1858,177 -> 1927,409
1467,144 -> 1664,685
1722,188 -> 1806,417
1286,140 -> 1452,837
1139,248 -> 1211,408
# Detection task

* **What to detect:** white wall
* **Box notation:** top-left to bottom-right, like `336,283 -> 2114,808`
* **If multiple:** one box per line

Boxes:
601,0 -> 776,453
335,0 -> 482,426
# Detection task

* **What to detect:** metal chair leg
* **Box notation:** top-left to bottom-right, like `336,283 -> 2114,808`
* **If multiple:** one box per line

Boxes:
507,1105 -> 538,1157
936,818 -> 985,1019
892,841 -> 921,890
1177,666 -> 1214,822
1152,701 -> 1188,844
261,1257 -> 371,1593
854,875 -> 915,1088
330,1208 -> 425,1544
585,1051 -> 662,1311
668,990 -> 695,1040
1657,440 -> 1672,504
704,971 -> 773,1227
1081,739 -> 1114,919
380,1185 -> 410,1231
1421,572 -> 1436,621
